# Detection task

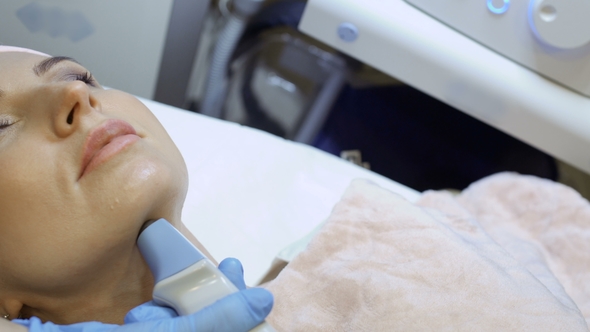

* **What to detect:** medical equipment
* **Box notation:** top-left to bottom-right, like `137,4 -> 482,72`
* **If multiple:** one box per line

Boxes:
192,0 -> 348,143
298,0 -> 590,176
406,0 -> 590,97
200,0 -> 265,119
137,219 -> 275,332
223,29 -> 348,143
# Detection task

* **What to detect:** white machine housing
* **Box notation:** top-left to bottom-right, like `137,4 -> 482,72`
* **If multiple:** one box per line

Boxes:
406,0 -> 590,97
298,0 -> 590,175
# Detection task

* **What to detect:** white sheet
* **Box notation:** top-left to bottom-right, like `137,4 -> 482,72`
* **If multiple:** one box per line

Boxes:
140,97 -> 420,285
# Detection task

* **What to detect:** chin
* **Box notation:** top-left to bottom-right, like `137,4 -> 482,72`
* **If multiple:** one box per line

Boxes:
87,152 -> 188,229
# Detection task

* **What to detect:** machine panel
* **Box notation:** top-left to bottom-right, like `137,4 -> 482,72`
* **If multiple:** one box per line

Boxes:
298,0 -> 590,174
405,0 -> 590,97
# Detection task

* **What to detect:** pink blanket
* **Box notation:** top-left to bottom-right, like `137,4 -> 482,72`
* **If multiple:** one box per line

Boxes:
265,173 -> 589,331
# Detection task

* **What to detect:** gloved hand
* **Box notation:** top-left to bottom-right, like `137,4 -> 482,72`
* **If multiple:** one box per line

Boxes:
12,258 -> 273,332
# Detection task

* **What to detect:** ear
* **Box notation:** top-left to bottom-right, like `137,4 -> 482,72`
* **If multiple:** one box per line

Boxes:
1,298 -> 24,320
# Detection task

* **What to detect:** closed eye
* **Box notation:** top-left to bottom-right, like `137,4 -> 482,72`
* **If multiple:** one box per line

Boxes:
0,118 -> 13,131
72,71 -> 97,87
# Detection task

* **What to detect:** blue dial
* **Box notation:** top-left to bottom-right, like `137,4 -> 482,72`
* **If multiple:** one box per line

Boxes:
487,0 -> 510,14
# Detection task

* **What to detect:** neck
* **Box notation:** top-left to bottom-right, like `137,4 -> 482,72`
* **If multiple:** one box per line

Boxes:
20,245 -> 154,325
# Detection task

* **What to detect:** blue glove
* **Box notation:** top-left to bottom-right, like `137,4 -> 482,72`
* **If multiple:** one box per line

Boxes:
12,258 -> 273,332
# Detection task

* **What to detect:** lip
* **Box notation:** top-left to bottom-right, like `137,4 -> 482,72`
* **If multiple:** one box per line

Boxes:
79,119 -> 140,179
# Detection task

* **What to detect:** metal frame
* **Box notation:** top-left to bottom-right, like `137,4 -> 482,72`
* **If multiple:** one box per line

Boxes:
154,0 -> 211,107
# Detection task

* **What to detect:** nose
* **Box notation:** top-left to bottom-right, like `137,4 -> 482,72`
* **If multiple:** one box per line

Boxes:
53,81 -> 100,138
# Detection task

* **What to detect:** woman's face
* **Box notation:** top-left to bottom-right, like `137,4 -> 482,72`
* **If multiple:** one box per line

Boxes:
0,52 -> 188,318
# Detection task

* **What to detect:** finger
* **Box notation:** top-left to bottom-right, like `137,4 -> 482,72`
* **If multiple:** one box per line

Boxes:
218,258 -> 247,290
174,288 -> 274,332
22,316 -> 119,331
124,301 -> 178,324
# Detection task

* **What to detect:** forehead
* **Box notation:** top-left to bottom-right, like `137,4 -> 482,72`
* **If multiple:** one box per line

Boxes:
0,52 -> 51,87
0,51 -> 47,68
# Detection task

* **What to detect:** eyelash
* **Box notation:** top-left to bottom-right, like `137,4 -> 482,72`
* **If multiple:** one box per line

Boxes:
0,118 -> 12,130
73,71 -> 96,86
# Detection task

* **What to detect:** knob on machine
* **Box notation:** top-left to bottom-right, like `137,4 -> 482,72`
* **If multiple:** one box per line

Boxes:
528,0 -> 590,49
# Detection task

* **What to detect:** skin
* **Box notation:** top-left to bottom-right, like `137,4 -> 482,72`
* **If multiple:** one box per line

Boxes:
0,51 -> 209,325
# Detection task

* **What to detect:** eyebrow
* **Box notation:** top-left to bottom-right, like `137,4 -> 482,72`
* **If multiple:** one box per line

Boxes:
33,56 -> 79,76
0,57 -> 79,100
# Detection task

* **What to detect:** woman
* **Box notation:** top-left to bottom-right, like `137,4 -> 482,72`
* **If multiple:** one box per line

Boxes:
0,46 -> 273,331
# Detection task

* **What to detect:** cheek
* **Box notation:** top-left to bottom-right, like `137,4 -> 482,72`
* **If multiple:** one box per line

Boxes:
80,141 -> 188,222
104,92 -> 188,188
0,91 -> 189,291
99,157 -> 167,208
0,144 -> 185,290
0,143 -> 67,232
